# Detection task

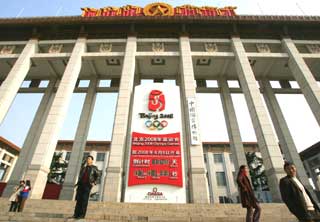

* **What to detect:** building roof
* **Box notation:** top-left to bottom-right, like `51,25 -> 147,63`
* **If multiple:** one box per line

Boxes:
0,136 -> 21,154
0,15 -> 320,40
0,15 -> 320,25
299,141 -> 320,161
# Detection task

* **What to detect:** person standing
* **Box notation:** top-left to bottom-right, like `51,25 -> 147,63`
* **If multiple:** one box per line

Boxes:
18,180 -> 31,212
237,165 -> 261,222
8,180 -> 24,212
279,162 -> 320,222
72,155 -> 100,219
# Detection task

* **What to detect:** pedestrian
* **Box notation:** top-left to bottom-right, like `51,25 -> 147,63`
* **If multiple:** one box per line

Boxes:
279,162 -> 320,222
8,180 -> 24,212
72,155 -> 101,219
18,180 -> 31,212
237,165 -> 261,222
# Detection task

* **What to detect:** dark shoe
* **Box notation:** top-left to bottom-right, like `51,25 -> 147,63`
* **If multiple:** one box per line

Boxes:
68,215 -> 78,219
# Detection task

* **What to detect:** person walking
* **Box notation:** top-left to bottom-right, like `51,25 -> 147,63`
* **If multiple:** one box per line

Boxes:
237,165 -> 261,222
18,180 -> 31,212
72,155 -> 101,219
280,162 -> 320,222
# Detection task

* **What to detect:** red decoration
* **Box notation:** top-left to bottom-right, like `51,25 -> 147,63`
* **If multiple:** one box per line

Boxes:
81,4 -> 236,17
148,90 -> 165,112
128,132 -> 183,187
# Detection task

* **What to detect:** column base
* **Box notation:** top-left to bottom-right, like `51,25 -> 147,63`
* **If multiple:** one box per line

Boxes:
190,168 -> 210,203
265,168 -> 286,203
103,167 -> 122,202
24,164 -> 50,199
1,179 -> 21,197
59,182 -> 76,200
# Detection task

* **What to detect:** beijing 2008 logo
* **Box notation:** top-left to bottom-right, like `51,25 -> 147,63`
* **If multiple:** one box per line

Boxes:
144,90 -> 169,130
148,90 -> 165,111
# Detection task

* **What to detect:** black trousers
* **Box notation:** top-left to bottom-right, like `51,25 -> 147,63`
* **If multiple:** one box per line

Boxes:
74,184 -> 91,218
298,210 -> 320,222
9,201 -> 18,212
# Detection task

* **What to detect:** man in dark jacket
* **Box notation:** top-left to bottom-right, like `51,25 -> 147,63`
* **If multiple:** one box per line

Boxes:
279,162 -> 320,222
72,155 -> 101,219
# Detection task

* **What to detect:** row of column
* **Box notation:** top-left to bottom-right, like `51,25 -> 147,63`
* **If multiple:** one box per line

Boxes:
0,35 -> 319,202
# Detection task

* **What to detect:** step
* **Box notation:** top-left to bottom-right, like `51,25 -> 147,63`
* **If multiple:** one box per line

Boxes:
0,198 -> 298,222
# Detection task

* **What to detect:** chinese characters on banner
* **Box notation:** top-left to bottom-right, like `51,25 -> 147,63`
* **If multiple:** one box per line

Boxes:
187,98 -> 200,145
128,132 -> 183,187
81,3 -> 236,17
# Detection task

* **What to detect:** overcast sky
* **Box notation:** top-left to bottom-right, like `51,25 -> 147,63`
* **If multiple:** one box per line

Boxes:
0,1 -> 319,153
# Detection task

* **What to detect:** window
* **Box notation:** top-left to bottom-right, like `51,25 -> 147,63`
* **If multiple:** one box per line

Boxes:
216,172 -> 227,186
39,80 -> 49,88
0,164 -> 7,181
3,154 -> 12,163
78,80 -> 90,87
65,152 -> 71,161
214,154 -> 223,163
99,80 -> 111,87
96,153 -> 105,162
206,80 -> 218,88
219,196 -> 233,203
227,80 -> 240,88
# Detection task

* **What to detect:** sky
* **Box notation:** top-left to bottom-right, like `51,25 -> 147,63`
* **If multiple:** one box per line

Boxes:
1,0 -> 320,18
0,1 -> 320,153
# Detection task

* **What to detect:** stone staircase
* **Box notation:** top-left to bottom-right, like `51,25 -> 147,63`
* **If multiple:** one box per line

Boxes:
0,198 -> 298,222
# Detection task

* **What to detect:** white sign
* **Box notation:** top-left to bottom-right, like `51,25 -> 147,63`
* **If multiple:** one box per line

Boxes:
124,83 -> 186,203
187,98 -> 200,145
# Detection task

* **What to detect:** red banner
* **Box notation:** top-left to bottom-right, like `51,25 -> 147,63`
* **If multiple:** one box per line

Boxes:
128,132 -> 183,187
81,3 -> 236,17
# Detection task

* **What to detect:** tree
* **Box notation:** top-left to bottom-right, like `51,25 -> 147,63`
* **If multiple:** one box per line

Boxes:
245,152 -> 269,191
48,152 -> 68,185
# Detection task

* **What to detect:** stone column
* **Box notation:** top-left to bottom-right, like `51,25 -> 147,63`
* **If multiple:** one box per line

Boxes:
24,37 -> 86,199
179,36 -> 210,203
99,151 -> 109,201
260,80 -> 313,191
2,79 -> 56,197
206,153 -> 219,203
282,38 -> 320,126
59,78 -> 97,200
223,152 -> 238,202
231,36 -> 285,202
0,39 -> 38,124
103,36 -> 136,202
218,78 -> 247,170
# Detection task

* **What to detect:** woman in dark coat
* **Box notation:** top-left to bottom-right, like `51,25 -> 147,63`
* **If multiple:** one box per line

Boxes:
237,165 -> 261,222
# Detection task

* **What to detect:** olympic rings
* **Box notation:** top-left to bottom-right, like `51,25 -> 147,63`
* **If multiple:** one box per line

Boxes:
145,120 -> 168,130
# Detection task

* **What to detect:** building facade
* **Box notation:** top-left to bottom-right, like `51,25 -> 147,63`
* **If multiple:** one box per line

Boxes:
0,3 -> 319,203
300,142 -> 320,192
0,137 -> 20,183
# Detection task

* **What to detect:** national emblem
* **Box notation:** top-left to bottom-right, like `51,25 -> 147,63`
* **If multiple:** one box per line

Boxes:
143,3 -> 174,16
